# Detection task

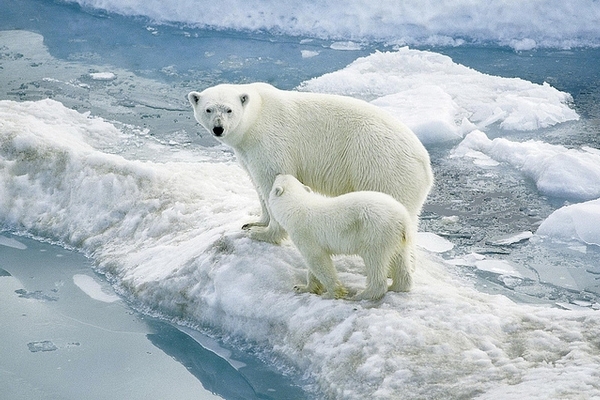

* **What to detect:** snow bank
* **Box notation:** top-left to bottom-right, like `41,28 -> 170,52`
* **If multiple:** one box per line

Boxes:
68,0 -> 600,49
2,99 -> 599,399
299,49 -> 578,144
454,130 -> 600,201
537,199 -> 600,247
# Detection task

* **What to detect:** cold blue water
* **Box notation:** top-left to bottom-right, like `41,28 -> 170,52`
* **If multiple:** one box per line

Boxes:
1,0 -> 600,398
0,233 -> 306,399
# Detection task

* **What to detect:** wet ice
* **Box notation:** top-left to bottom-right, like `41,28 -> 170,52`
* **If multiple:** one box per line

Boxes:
27,341 -> 58,353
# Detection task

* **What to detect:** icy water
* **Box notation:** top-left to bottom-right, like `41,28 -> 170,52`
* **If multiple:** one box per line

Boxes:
0,234 -> 307,399
1,0 -> 600,399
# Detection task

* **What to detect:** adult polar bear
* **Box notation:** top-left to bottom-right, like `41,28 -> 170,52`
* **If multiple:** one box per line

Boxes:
188,82 -> 433,291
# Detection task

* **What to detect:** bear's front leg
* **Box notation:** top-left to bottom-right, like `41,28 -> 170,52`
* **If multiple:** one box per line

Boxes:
242,193 -> 270,230
246,219 -> 287,244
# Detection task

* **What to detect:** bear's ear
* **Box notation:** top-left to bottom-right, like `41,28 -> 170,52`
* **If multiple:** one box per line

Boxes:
240,93 -> 249,106
302,184 -> 313,193
188,92 -> 201,106
273,186 -> 284,197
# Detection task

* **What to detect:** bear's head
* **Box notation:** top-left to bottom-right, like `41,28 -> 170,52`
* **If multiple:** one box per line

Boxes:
270,174 -> 313,200
188,85 -> 250,145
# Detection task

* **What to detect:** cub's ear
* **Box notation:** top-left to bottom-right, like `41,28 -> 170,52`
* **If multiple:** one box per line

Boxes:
188,92 -> 201,106
240,93 -> 249,106
302,184 -> 313,193
274,186 -> 284,197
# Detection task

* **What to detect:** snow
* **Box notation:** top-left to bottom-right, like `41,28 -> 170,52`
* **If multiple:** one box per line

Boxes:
454,130 -> 600,201
1,98 -> 599,399
298,49 -> 578,144
68,0 -> 600,49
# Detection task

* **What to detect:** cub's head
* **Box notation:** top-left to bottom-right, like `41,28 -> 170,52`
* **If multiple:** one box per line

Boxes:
188,85 -> 250,145
270,174 -> 313,201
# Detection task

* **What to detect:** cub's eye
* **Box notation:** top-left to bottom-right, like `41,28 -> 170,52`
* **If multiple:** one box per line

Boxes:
205,108 -> 212,114
226,108 -> 233,114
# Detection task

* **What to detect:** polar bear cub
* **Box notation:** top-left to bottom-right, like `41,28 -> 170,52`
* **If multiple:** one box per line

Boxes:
269,174 -> 414,301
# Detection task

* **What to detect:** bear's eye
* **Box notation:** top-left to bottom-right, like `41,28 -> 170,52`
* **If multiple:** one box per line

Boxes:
205,108 -> 212,114
226,108 -> 232,114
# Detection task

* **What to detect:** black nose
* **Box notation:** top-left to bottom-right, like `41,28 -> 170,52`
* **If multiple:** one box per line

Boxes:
213,126 -> 224,136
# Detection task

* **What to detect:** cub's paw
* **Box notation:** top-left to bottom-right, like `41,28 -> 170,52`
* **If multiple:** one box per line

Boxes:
293,284 -> 324,295
321,285 -> 349,300
388,273 -> 413,293
350,289 -> 385,302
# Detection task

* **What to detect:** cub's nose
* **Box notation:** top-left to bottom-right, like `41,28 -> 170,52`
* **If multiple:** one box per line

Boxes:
212,126 -> 224,136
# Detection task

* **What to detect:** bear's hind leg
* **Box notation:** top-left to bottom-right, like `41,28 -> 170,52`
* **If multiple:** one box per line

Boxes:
388,244 -> 414,293
352,250 -> 390,301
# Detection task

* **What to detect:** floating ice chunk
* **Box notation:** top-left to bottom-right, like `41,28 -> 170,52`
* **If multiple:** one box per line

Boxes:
371,86 -> 464,144
27,341 -> 58,352
474,259 -> 523,278
89,72 -> 116,81
330,41 -> 362,51
299,48 -> 578,145
73,274 -> 120,303
15,289 -> 58,301
0,235 -> 27,250
301,50 -> 320,58
178,326 -> 247,369
537,199 -> 600,247
417,232 -> 454,253
511,38 -> 538,51
453,148 -> 500,167
454,130 -> 600,201
447,252 -> 486,267
492,231 -> 533,245
440,215 -> 459,225
449,254 -> 537,280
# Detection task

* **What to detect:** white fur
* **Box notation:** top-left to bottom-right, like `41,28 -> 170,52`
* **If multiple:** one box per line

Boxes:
188,82 -> 432,246
269,175 -> 414,300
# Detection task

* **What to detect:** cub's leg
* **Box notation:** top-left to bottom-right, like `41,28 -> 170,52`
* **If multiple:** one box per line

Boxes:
388,244 -> 414,293
294,271 -> 324,295
352,250 -> 391,301
295,247 -> 347,299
